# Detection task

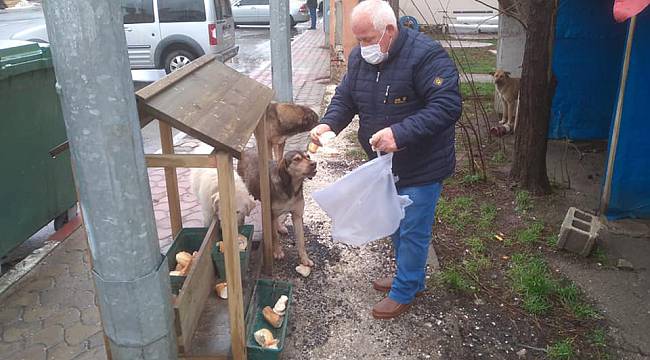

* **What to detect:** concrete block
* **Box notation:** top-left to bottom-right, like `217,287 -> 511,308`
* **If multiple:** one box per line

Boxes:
557,207 -> 601,257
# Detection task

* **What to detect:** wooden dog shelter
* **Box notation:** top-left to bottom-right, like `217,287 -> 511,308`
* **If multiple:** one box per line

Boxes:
136,55 -> 275,359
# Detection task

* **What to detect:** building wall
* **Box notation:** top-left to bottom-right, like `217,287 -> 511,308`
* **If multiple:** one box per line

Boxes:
400,0 -> 498,26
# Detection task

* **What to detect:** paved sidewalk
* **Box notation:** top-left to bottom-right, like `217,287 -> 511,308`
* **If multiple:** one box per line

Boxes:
0,28 -> 330,359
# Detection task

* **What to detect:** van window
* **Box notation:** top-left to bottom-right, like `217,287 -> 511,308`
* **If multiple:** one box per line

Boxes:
122,0 -> 154,24
215,0 -> 233,19
158,0 -> 207,22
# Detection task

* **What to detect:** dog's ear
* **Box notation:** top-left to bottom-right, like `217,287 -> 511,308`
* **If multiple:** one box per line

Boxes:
505,71 -> 511,77
277,157 -> 293,195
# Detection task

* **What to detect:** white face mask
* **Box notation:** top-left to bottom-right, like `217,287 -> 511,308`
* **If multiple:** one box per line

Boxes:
360,28 -> 390,65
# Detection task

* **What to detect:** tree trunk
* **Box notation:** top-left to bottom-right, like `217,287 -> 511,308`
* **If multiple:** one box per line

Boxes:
388,0 -> 399,18
509,0 -> 556,195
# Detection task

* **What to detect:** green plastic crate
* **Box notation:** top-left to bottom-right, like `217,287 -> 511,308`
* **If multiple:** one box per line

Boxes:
211,224 -> 253,281
166,227 -> 208,295
245,279 -> 293,360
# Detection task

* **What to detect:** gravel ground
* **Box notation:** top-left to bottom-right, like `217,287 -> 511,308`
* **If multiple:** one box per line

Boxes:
269,88 -> 459,359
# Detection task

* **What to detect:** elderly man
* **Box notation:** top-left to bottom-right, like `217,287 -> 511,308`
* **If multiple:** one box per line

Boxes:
311,0 -> 461,319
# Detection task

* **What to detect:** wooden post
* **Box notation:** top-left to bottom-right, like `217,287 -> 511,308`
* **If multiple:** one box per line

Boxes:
159,121 -> 183,237
254,115 -> 274,275
215,152 -> 247,360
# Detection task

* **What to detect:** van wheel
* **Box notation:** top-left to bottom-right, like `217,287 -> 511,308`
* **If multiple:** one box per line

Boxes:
164,49 -> 196,74
290,15 -> 296,27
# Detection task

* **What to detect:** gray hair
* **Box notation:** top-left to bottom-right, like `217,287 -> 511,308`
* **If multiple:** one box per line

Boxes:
351,0 -> 397,32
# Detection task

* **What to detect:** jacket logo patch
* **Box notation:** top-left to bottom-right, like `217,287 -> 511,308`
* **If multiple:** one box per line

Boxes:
393,96 -> 408,104
433,77 -> 444,86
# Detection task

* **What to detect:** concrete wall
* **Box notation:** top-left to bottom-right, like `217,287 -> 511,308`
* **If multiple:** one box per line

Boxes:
494,13 -> 525,113
400,0 -> 498,25
496,14 -> 525,77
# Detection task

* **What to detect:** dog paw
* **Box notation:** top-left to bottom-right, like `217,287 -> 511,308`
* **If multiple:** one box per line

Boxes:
299,256 -> 314,267
273,248 -> 286,260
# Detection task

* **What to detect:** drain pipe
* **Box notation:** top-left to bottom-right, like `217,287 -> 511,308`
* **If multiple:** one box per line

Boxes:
42,1 -> 177,358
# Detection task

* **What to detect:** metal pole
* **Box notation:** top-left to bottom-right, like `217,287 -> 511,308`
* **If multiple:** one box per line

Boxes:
41,1 -> 178,359
335,0 -> 343,47
599,15 -> 637,216
324,0 -> 331,47
270,0 -> 294,102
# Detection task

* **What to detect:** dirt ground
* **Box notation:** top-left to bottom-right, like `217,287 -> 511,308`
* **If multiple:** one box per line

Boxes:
267,84 -> 649,360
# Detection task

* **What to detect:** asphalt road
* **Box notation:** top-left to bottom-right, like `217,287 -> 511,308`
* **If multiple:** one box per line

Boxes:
0,5 -> 43,40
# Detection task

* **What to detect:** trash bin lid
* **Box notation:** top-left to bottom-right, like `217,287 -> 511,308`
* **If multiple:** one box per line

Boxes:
0,40 -> 52,79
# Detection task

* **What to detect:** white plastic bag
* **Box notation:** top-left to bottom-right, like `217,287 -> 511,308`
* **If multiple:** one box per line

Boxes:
311,152 -> 412,246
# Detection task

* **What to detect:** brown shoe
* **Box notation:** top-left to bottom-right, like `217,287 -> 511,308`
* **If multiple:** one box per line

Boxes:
372,277 -> 426,297
372,297 -> 412,319
372,277 -> 393,292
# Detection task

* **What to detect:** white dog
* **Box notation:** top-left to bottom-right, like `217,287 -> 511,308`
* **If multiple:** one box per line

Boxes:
191,168 -> 256,227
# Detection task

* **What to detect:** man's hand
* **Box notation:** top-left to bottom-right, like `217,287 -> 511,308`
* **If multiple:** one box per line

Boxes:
310,124 -> 332,146
370,127 -> 398,153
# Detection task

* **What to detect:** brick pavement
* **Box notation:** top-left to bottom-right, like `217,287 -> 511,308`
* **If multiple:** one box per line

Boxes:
0,26 -> 330,359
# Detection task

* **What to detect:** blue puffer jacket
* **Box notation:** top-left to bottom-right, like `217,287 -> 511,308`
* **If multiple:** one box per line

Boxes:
321,26 -> 462,188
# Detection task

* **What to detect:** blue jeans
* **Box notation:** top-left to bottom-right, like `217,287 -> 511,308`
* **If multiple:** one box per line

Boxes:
309,6 -> 317,29
389,182 -> 443,304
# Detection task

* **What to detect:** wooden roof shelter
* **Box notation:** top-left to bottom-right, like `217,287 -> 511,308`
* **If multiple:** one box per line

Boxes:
135,55 -> 275,359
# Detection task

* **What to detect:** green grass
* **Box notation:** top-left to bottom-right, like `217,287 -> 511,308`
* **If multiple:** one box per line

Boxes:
508,254 -> 601,318
556,283 -> 601,320
508,253 -> 555,315
491,151 -> 507,164
592,246 -> 609,265
464,255 -> 491,275
547,339 -> 576,360
589,329 -> 607,348
589,328 -> 609,359
546,234 -> 559,247
478,203 -> 497,232
466,236 -> 486,254
439,266 -> 474,293
516,221 -> 545,245
462,173 -> 483,185
436,196 -> 475,231
460,82 -> 495,99
449,47 -> 497,74
515,190 -> 533,213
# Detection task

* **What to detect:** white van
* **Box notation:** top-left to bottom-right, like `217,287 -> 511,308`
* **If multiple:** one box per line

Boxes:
11,0 -> 239,73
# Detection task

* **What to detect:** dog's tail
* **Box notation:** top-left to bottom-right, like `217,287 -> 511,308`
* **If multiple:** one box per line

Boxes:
236,148 -> 262,200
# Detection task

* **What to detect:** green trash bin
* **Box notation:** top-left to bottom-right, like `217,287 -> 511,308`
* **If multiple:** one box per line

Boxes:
0,40 -> 77,260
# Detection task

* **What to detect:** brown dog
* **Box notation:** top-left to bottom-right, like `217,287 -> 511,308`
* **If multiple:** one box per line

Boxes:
493,70 -> 520,131
237,148 -> 317,266
265,102 -> 319,161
